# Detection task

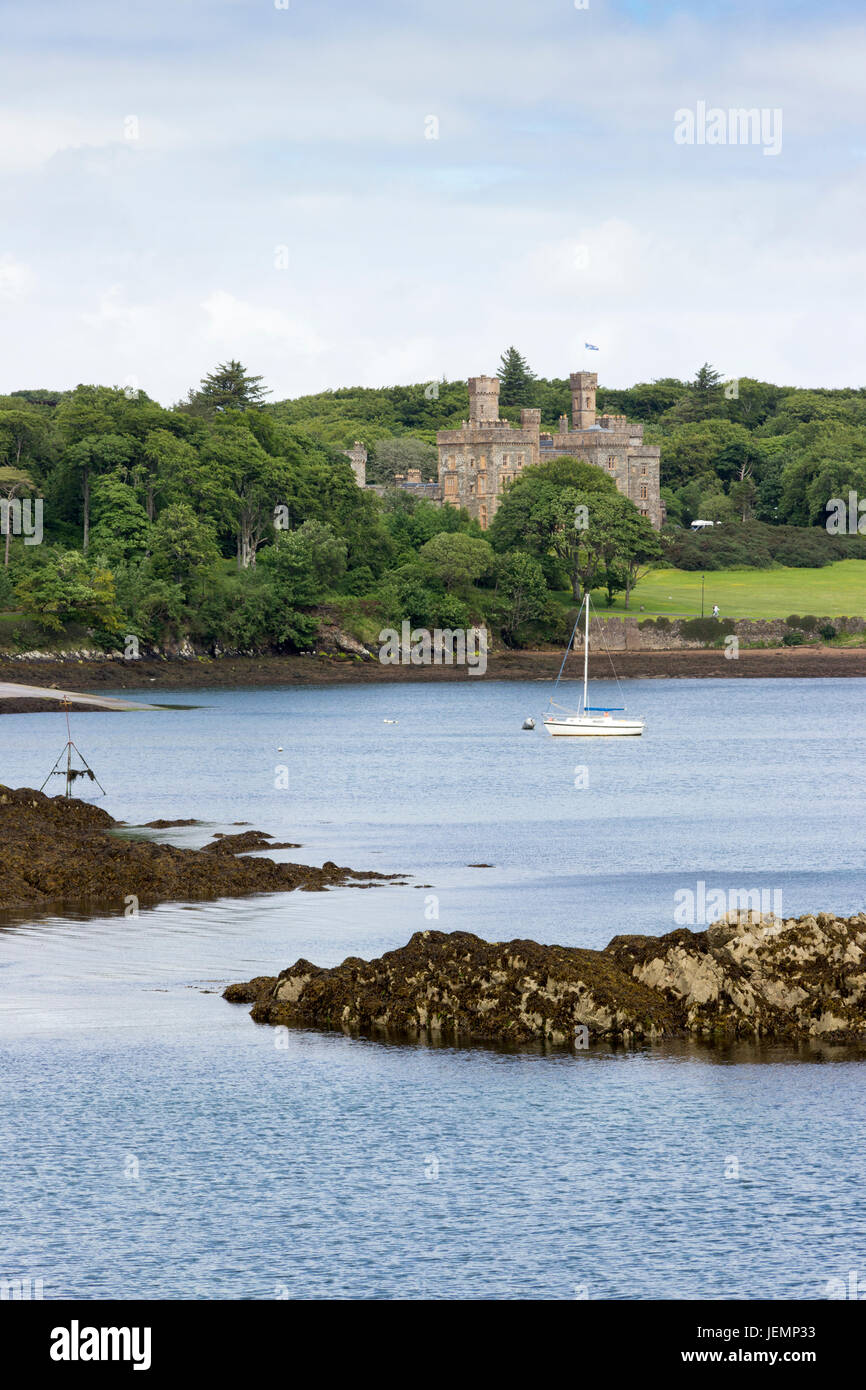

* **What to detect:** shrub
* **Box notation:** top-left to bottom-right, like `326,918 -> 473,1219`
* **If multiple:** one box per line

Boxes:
679,616 -> 736,643
819,624 -> 837,641
786,614 -> 818,631
343,565 -> 375,596
782,630 -> 805,646
638,617 -> 670,630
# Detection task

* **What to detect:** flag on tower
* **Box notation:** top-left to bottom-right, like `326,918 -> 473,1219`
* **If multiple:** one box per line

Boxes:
585,342 -> 599,351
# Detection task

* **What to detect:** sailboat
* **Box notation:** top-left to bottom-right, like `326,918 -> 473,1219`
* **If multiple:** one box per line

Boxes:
543,594 -> 644,737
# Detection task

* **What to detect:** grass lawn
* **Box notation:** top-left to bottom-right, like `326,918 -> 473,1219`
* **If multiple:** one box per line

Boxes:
581,560 -> 866,619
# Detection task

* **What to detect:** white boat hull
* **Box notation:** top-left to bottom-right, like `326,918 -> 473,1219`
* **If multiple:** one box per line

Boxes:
543,715 -> 644,737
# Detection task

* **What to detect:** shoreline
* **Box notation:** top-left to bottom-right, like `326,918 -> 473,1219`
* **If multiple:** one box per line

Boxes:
0,785 -> 399,915
1,645 -> 866,707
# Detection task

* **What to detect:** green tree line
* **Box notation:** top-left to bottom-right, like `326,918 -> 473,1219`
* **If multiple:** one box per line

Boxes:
1,355 -> 864,654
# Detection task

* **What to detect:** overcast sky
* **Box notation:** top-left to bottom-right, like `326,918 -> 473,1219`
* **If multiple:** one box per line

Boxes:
0,0 -> 863,403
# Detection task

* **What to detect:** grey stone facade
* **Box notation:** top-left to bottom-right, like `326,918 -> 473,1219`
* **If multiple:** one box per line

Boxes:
437,371 -> 662,530
343,441 -> 367,488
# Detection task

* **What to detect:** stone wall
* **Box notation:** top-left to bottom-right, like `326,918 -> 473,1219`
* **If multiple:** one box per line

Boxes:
570,615 -> 863,652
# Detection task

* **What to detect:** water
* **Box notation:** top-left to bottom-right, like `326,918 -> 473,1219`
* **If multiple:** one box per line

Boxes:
1,677 -> 865,1299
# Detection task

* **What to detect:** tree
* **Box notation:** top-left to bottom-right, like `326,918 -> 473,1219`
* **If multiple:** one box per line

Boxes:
258,521 -> 347,647
260,520 -> 347,606
200,415 -> 292,569
729,475 -> 758,522
140,429 -> 202,520
488,458 -> 616,559
150,503 -> 220,590
89,470 -> 152,565
610,503 -> 662,608
663,364 -> 725,424
186,360 -> 271,415
488,459 -> 618,593
64,433 -> 137,554
0,407 -> 45,473
497,347 -> 536,407
15,549 -> 122,634
494,550 -> 549,642
417,531 -> 495,593
0,465 -> 37,568
534,489 -> 657,604
369,436 -> 438,485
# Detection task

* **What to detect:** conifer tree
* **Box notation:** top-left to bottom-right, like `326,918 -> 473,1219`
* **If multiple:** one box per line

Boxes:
190,361 -> 270,414
497,346 -> 536,407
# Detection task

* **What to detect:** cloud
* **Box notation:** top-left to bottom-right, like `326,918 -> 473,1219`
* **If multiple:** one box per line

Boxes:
0,0 -> 864,398
201,291 -> 327,357
0,256 -> 35,299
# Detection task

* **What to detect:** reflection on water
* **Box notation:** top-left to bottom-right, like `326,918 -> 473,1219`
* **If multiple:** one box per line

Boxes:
1,678 -> 865,1298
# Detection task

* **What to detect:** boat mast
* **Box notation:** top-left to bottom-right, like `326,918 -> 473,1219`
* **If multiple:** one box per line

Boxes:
582,591 -> 590,713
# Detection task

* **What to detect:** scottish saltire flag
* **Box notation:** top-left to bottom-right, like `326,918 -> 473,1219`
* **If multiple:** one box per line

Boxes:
585,342 -> 599,351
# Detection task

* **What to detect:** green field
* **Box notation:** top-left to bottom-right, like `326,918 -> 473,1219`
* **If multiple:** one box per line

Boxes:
583,560 -> 866,620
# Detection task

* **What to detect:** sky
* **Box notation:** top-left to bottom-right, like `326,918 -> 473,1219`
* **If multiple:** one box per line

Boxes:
0,0 -> 864,403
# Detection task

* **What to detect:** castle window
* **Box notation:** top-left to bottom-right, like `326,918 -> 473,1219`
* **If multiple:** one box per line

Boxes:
607,456 -> 615,470
640,483 -> 648,500
641,462 -> 647,475
479,504 -> 488,529
444,475 -> 457,496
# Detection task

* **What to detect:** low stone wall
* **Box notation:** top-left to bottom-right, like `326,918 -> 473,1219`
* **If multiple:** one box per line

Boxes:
573,614 -> 863,652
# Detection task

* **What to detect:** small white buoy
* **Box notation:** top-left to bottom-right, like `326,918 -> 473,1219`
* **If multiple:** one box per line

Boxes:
522,717 -> 535,730
383,719 -> 398,725
277,746 -> 283,752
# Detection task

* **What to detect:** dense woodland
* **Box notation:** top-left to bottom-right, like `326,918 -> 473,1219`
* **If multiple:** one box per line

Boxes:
1,354 -> 864,653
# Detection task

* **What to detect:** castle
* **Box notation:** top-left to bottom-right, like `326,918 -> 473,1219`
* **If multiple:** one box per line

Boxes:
436,371 -> 662,529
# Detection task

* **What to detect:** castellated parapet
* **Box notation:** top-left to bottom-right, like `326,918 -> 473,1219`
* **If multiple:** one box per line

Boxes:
437,370 -> 661,530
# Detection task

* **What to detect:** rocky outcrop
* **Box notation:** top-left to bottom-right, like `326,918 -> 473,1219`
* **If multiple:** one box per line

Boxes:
606,911 -> 866,1041
225,914 -> 866,1047
0,786 -> 400,913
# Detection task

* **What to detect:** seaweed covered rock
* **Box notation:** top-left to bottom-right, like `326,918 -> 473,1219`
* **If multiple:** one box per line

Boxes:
0,785 -> 399,913
225,913 -> 866,1048
606,910 -> 866,1042
227,929 -> 682,1044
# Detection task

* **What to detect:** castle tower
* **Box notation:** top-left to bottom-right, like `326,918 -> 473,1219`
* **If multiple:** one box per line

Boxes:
468,375 -> 500,425
570,371 -> 597,430
344,441 -> 367,488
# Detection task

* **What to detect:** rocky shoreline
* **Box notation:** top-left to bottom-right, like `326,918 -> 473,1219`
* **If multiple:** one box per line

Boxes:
1,645 -> 866,709
0,786 -> 401,914
224,914 -> 866,1048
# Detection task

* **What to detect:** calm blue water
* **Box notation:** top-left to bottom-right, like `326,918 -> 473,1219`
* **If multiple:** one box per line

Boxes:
1,677 -> 865,1299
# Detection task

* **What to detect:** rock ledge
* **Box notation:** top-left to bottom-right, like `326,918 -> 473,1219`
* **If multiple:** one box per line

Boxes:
224,914 -> 866,1046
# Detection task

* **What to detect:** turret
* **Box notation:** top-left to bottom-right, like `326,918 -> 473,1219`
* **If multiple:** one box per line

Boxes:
468,376 -> 500,425
570,371 -> 597,429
